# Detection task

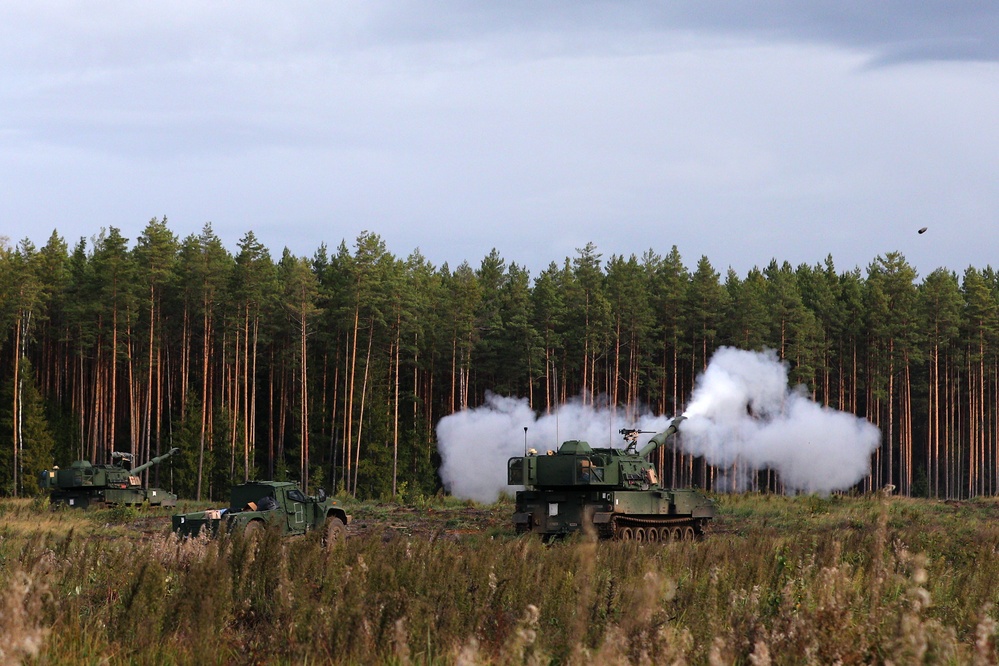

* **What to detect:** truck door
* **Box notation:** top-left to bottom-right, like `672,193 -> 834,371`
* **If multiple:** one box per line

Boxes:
285,488 -> 307,533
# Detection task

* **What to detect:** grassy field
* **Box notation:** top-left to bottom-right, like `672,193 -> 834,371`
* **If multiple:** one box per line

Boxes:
2,493 -> 999,665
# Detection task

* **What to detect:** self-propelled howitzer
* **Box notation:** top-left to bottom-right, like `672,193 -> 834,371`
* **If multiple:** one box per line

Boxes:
508,416 -> 715,540
40,447 -> 180,508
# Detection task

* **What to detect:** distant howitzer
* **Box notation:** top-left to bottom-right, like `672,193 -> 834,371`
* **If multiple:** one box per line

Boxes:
40,447 -> 181,509
509,415 -> 714,541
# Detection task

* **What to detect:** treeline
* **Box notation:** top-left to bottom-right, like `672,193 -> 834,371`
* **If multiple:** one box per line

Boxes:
0,218 -> 996,500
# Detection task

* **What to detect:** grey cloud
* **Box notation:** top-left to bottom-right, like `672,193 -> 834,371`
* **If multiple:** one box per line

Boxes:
370,1 -> 999,63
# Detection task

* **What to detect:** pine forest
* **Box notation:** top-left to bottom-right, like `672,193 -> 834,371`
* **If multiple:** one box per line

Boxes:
1,218 -> 997,502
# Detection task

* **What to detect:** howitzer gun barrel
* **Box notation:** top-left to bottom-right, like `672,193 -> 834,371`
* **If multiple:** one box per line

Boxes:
637,416 -> 686,458
129,447 -> 180,475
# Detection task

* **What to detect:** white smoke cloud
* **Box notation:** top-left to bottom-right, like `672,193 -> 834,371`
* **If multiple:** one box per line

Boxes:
435,347 -> 881,502
436,393 -> 671,503
679,347 -> 881,493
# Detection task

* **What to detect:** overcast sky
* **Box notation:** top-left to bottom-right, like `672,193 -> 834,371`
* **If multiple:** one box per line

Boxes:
2,2 -> 997,279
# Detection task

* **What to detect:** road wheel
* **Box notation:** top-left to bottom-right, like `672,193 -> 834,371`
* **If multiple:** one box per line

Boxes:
324,517 -> 346,547
619,526 -> 634,541
683,525 -> 695,540
646,527 -> 659,543
634,527 -> 647,542
670,527 -> 683,541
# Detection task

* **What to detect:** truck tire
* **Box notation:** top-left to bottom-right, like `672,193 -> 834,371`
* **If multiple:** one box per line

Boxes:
243,520 -> 264,543
324,517 -> 346,547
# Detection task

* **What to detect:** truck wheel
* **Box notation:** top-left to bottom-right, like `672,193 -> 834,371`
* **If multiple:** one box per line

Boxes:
244,520 -> 264,543
324,517 -> 346,547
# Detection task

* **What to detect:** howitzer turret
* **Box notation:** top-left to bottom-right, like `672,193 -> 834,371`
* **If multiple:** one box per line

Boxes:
40,447 -> 180,509
508,415 -> 715,541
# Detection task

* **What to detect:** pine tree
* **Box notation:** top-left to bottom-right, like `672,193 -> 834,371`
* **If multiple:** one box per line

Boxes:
567,243 -> 611,405
645,246 -> 689,417
473,249 -> 508,396
723,267 -> 768,352
278,251 -> 321,490
686,256 -> 727,373
960,267 -> 999,497
498,262 -> 539,404
134,218 -> 178,487
15,358 -> 55,495
232,231 -> 276,481
866,253 -> 919,494
342,232 -> 393,495
605,254 -> 652,415
918,269 -> 962,497
531,263 -> 565,413
6,240 -> 45,495
177,224 -> 233,499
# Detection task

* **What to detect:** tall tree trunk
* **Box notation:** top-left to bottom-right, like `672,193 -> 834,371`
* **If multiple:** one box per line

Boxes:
352,322 -> 374,496
613,316 -> 621,409
196,297 -> 210,500
887,339 -> 894,490
268,351 -> 275,479
450,334 -> 457,415
145,288 -> 156,478
110,302 -> 118,455
240,308 -> 249,480
181,307 -> 190,420
392,312 -> 401,497
126,325 -> 137,457
11,314 -> 21,496
346,304 -> 360,494
249,316 -> 259,482
300,301 -> 310,490
329,339 -> 341,491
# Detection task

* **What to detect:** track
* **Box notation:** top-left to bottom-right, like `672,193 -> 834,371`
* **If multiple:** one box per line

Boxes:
610,515 -> 706,542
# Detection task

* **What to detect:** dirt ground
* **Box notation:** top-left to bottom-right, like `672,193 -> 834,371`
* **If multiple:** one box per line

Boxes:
128,502 -> 513,542
345,504 -> 511,541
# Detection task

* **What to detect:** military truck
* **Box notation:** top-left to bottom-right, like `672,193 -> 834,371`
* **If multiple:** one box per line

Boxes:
172,481 -> 350,545
508,416 -> 715,540
40,448 -> 180,508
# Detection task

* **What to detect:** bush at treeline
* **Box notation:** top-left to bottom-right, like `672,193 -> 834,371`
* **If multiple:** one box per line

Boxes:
0,219 -> 996,500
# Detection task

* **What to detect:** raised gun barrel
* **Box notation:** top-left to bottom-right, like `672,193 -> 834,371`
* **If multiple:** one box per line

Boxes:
637,415 -> 686,458
129,447 -> 180,475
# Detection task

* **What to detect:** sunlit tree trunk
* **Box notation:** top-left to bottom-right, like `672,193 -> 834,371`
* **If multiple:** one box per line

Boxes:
352,322 -> 373,496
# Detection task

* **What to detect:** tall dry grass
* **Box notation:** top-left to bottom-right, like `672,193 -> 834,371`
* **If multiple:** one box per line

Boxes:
1,493 -> 998,664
